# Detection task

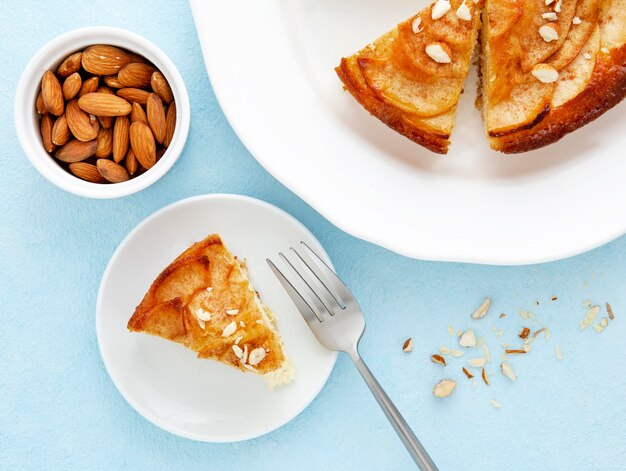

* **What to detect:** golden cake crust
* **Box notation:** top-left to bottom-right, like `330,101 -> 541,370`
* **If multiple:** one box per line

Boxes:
128,234 -> 288,377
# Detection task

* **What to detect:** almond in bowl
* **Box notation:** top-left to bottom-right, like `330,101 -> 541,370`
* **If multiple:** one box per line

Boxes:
15,27 -> 190,198
37,44 -> 176,184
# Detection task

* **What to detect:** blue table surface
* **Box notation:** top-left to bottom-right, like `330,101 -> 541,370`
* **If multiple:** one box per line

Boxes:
2,1 -> 625,469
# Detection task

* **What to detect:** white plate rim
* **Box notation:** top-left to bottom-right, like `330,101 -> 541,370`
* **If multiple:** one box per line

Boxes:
190,0 -> 626,266
96,193 -> 338,442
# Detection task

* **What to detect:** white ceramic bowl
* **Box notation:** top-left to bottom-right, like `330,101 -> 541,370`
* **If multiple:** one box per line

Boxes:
14,27 -> 190,199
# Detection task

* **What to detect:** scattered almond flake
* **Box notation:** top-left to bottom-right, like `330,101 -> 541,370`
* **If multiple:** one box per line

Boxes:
580,305 -> 601,330
226,309 -> 239,316
601,47 -> 610,54
501,362 -> 517,381
531,63 -> 559,83
551,295 -> 558,301
542,12 -> 558,20
539,24 -> 559,42
248,347 -> 266,366
544,327 -> 551,341
402,338 -> 414,352
239,321 -> 245,327
593,324 -> 605,333
195,308 -> 212,322
472,298 -> 492,319
533,327 -> 546,338
476,337 -> 485,348
523,344 -> 532,353
433,379 -> 456,398
425,43 -> 452,63
582,300 -> 592,308
462,367 -> 474,379
505,349 -> 526,355
222,321 -> 237,337
606,303 -> 615,320
232,345 -> 243,359
519,327 -> 531,339
459,330 -> 477,348
528,311 -> 535,321
439,346 -> 451,355
554,0 -> 562,12
501,342 -> 510,348
483,344 -> 491,362
519,309 -> 529,320
447,324 -> 456,336
468,357 -> 487,368
572,16 -> 581,24
555,343 -> 563,360
197,319 -> 205,330
242,344 -> 249,363
431,354 -> 447,366
234,335 -> 243,345
495,328 -> 505,337
482,368 -> 490,385
490,399 -> 502,409
411,16 -> 423,34
450,348 -> 465,358
455,0 -> 472,21
499,313 -> 506,319
600,317 -> 609,328
456,329 -> 463,337
431,0 -> 451,20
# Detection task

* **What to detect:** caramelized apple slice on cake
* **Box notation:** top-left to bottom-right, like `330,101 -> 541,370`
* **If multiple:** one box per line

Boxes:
336,0 -> 484,154
127,234 -> 293,388
481,0 -> 626,153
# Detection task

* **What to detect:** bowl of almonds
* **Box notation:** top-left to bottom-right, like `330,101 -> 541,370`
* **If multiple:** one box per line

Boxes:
15,27 -> 190,198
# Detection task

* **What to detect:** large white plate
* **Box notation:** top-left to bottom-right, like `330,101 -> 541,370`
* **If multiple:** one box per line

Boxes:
190,0 -> 626,265
96,194 -> 337,442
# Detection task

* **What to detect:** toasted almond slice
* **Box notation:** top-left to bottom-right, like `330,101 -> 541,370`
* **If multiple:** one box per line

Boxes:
501,362 -> 516,381
499,313 -> 506,319
433,379 -> 456,398
504,349 -> 526,355
468,357 -> 487,368
402,338 -> 413,352
490,399 -> 502,409
439,346 -> 450,355
450,349 -> 464,358
462,367 -> 474,379
459,330 -> 476,348
431,354 -> 446,366
481,368 -> 489,385
606,303 -> 615,320
447,324 -> 455,336
472,298 -> 492,319
533,327 -> 546,338
551,295 -> 558,301
580,305 -> 601,330
518,327 -> 530,339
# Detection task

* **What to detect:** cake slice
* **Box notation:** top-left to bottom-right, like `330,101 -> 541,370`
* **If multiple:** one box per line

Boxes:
480,0 -> 626,153
127,234 -> 293,388
336,0 -> 484,154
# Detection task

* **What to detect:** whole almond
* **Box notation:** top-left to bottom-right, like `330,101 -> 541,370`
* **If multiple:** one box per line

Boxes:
52,115 -> 71,146
66,99 -> 100,142
118,63 -> 156,88
78,93 -> 131,116
69,162 -> 107,183
56,52 -> 82,78
40,114 -> 55,153
130,121 -> 156,169
96,86 -> 115,129
95,128 -> 113,158
62,72 -> 82,100
130,102 -> 148,124
55,139 -> 97,162
125,147 -> 138,175
82,45 -> 130,75
151,71 -> 174,104
116,88 -> 150,105
103,75 -> 124,89
36,91 -> 48,115
41,71 -> 64,116
113,116 -> 130,163
78,76 -> 99,98
146,93 -> 166,144
163,101 -> 176,148
97,159 -> 130,183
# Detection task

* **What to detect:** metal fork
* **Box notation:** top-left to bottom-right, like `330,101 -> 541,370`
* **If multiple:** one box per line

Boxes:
267,242 -> 438,471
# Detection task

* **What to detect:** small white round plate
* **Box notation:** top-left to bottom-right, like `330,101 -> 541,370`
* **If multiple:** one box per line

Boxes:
190,0 -> 626,265
96,194 -> 337,442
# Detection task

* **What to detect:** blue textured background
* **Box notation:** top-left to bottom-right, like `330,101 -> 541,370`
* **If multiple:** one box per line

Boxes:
2,1 -> 625,470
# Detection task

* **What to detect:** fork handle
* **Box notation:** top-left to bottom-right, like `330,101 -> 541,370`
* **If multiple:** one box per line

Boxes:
348,350 -> 439,471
